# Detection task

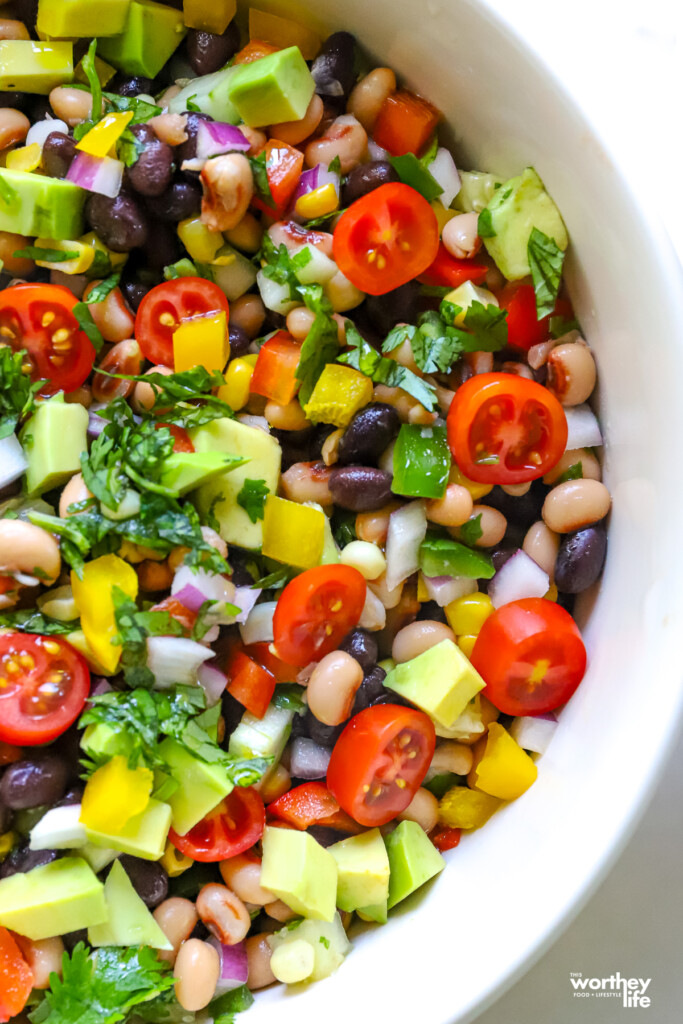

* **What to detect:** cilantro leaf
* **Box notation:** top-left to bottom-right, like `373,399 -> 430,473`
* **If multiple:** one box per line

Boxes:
118,127 -> 144,168
102,366 -> 235,429
295,310 -> 340,406
111,585 -> 185,689
0,346 -> 42,439
549,314 -> 580,339
13,246 -> 79,263
237,478 -> 270,524
477,208 -> 496,238
389,153 -> 443,202
337,324 -> 437,411
102,92 -> 162,124
81,39 -> 102,124
558,461 -> 583,483
72,302 -> 104,353
84,272 -> 121,305
458,513 -> 483,546
331,507 -> 356,548
249,150 -> 274,207
461,300 -> 509,350
382,323 -> 417,355
259,235 -> 333,315
327,155 -> 342,175
410,311 -> 464,373
419,135 -> 439,168
272,684 -> 306,713
0,607 -> 78,634
209,985 -> 255,1024
527,227 -> 566,318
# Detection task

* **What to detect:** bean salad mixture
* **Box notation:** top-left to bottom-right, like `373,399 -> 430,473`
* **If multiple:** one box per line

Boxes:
0,1 -> 610,1020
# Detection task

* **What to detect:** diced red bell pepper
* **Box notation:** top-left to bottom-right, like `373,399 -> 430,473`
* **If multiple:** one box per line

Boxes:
0,927 -> 33,1023
244,642 -> 299,683
252,139 -> 305,218
268,781 -> 362,833
373,90 -> 440,157
233,39 -> 281,65
418,243 -> 489,289
227,650 -> 276,720
499,283 -> 574,352
250,331 -> 301,405
431,826 -> 462,852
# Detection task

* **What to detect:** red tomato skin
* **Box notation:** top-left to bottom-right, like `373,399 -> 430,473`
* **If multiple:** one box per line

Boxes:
156,423 -> 195,453
252,139 -> 304,218
431,827 -> 461,852
272,565 -> 367,667
373,90 -> 440,157
0,926 -> 32,1022
0,634 -> 90,746
327,704 -> 436,827
418,243 -> 489,289
333,182 -> 440,296
267,781 -> 361,833
243,642 -> 298,683
227,651 -> 276,719
134,278 -> 230,366
0,283 -> 96,393
249,331 -> 301,404
150,596 -> 198,634
447,372 -> 568,485
169,787 -> 265,862
470,598 -> 587,716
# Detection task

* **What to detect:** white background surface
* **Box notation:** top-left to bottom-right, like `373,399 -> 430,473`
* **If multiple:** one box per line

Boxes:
475,1 -> 683,1020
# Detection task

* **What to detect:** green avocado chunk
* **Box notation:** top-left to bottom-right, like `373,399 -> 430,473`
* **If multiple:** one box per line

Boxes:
226,46 -> 315,127
0,40 -> 73,94
385,820 -> 445,910
81,722 -> 134,763
0,168 -> 87,240
157,738 -> 234,837
88,860 -> 172,949
168,67 -> 241,122
0,857 -> 107,940
19,395 -> 89,498
159,450 -> 246,497
84,798 -> 172,861
482,167 -> 568,280
260,826 -> 338,922
37,0 -> 131,38
384,639 -> 485,729
98,0 -> 187,78
329,828 -> 390,913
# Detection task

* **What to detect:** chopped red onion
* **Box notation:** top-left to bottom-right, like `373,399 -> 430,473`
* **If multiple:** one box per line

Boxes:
66,151 -> 124,198
239,601 -> 277,646
290,162 -> 341,221
197,663 -> 229,706
233,586 -> 261,624
296,661 -> 318,683
87,404 -> 108,438
0,434 -> 28,489
172,583 -> 207,613
172,566 -> 238,624
290,737 -> 332,780
564,404 -> 603,449
423,575 -> 478,607
196,121 -> 250,159
510,713 -> 558,754
385,500 -> 427,591
488,549 -> 550,609
91,677 -> 113,698
207,937 -> 248,994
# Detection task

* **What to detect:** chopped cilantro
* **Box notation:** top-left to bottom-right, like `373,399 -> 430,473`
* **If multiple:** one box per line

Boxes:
527,227 -> 566,318
104,366 -> 235,429
81,39 -> 102,125
549,314 -> 580,339
0,607 -> 77,634
237,478 -> 270,523
338,323 -> 437,411
205,492 -> 225,533
83,272 -> 121,305
111,585 -> 185,689
249,150 -> 274,207
72,302 -> 104,353
13,246 -> 79,263
458,300 -> 509,351
459,513 -> 483,546
117,127 -> 144,168
419,135 -> 439,168
295,310 -> 340,406
0,346 -> 42,439
382,323 -> 417,354
328,155 -> 342,175
558,461 -> 583,483
331,507 -> 357,549
185,95 -> 200,112
272,684 -> 306,713
319,936 -> 331,949
102,92 -> 162,124
477,208 -> 496,238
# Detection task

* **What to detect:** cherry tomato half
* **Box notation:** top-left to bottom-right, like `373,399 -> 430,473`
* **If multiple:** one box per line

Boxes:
0,283 -> 96,393
0,926 -> 32,1021
333,183 -> 440,295
447,372 -> 568,485
0,634 -> 90,746
169,786 -> 265,862
327,705 -> 435,827
272,565 -> 366,667
134,278 -> 230,366
470,598 -> 587,716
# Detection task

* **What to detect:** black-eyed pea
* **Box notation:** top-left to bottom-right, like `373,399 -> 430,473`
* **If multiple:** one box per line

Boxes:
174,939 -> 220,1011
392,620 -> 455,663
546,342 -> 597,406
542,479 -> 611,533
307,651 -> 363,725
522,520 -> 560,580
455,505 -> 506,547
347,68 -> 397,132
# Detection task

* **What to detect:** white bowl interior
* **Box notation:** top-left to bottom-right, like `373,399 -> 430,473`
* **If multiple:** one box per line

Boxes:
241,1 -> 683,1020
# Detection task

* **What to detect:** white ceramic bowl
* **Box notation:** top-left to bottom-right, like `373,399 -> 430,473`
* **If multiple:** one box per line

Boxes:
246,1 -> 683,1021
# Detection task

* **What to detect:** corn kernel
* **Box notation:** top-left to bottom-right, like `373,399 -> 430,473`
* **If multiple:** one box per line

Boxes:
457,635 -> 477,658
0,831 -> 16,861
443,281 -> 499,326
304,363 -> 373,428
262,495 -> 325,569
177,216 -> 224,263
445,592 -> 494,636
431,200 -> 457,234
161,841 -> 194,877
340,540 -> 386,581
545,584 -> 558,602
6,143 -> 41,172
217,357 -> 255,411
449,463 -> 493,500
34,237 -> 95,276
295,182 -> 339,220
173,310 -> 229,375
77,111 -> 134,158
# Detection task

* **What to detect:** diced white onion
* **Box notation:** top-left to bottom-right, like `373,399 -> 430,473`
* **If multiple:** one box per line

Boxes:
367,140 -> 390,161
428,147 -> 461,209
172,565 -> 238,625
239,601 -> 277,646
385,500 -> 427,592
26,117 -> 68,149
510,714 -> 558,754
359,587 -> 386,631
564,404 -> 603,449
146,636 -> 213,689
197,663 -> 229,707
290,738 -> 332,780
0,434 -> 28,489
488,549 -> 550,609
30,805 -> 87,851
233,586 -> 261,624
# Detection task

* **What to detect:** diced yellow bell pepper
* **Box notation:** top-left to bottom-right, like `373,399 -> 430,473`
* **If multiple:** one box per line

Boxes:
65,629 -> 118,677
76,112 -> 134,159
304,364 -> 374,428
34,237 -> 95,275
262,495 -> 325,569
71,554 -> 138,674
457,635 -> 477,658
545,584 -> 558,602
80,231 -> 128,271
438,786 -> 502,830
0,831 -> 16,861
416,573 -> 430,602
183,0 -> 236,35
449,463 -> 493,500
249,8 -> 321,59
177,216 -> 224,263
6,143 -> 41,173
81,756 -> 154,835
217,356 -> 256,411
431,201 -> 457,234
445,592 -> 494,636
295,183 -> 339,220
173,310 -> 229,375
472,723 -> 538,800
161,841 -> 194,877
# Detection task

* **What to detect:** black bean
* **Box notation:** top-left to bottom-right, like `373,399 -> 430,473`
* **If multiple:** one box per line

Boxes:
119,855 -> 169,908
555,526 -> 607,594
329,466 -> 393,512
187,21 -> 240,76
338,628 -> 378,674
124,124 -> 175,198
0,92 -> 31,114
221,690 -> 246,737
120,278 -> 148,312
311,31 -> 357,99
86,192 -> 149,252
0,799 -> 11,835
484,479 -> 547,532
371,690 -> 415,709
351,665 -> 387,716
342,161 -> 400,207
272,428 -> 314,471
0,841 -> 58,880
176,111 -> 214,165
337,403 -> 400,467
415,600 -> 447,624
228,324 -> 251,360
111,74 -> 154,97
142,219 -> 182,269
27,96 -> 51,122
364,280 -> 421,335
56,785 -> 84,807
145,178 -> 202,222
63,928 -> 90,952
0,756 -> 68,810
42,132 -> 76,179
12,0 -> 38,29
303,709 -> 344,748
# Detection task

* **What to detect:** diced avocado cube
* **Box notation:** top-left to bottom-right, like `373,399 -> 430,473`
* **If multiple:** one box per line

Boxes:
88,860 -> 172,949
385,820 -> 445,910
19,395 -> 88,498
98,0 -> 187,78
228,704 -> 293,763
329,828 -> 390,913
384,639 -> 485,729
227,46 -> 315,128
80,843 -> 120,874
0,857 -> 107,940
483,167 -> 568,280
260,826 -> 338,922
455,170 -> 504,214
84,798 -> 171,861
191,417 -> 281,550
37,0 -> 131,38
0,41 -> 73,94
158,738 -> 234,837
168,67 -> 241,123
81,722 -> 135,763
267,913 -> 351,982
356,900 -> 388,924
158,451 -> 246,497
0,168 -> 87,239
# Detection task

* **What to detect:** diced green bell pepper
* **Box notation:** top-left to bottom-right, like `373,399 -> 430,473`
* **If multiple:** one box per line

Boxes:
392,424 -> 450,499
419,536 -> 494,579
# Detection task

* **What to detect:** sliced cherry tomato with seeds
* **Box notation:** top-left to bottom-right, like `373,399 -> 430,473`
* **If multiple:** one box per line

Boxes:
272,564 -> 366,666
0,633 -> 90,746
0,926 -> 33,1021
169,786 -> 265,862
0,283 -> 96,393
91,338 -> 143,403
333,183 -> 440,295
470,598 -> 587,716
135,277 -> 230,367
447,372 -> 568,485
327,704 -> 436,827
